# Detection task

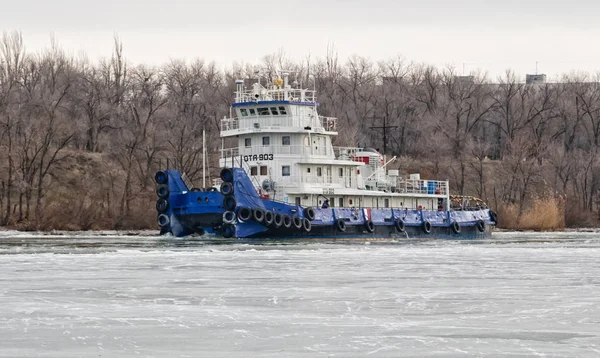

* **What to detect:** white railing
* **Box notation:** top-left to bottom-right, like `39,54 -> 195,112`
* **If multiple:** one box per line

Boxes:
220,145 -> 335,159
221,115 -> 337,133
395,179 -> 449,195
235,88 -> 317,103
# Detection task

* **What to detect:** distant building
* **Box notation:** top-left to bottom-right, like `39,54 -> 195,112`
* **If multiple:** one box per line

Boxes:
454,76 -> 475,85
526,74 -> 547,84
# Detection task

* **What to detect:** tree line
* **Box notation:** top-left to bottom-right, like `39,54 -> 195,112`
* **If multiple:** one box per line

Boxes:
1,33 -> 598,230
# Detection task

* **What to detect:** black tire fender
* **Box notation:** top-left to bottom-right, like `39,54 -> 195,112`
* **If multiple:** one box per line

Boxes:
422,220 -> 432,234
394,218 -> 405,233
365,219 -> 375,233
237,207 -> 252,222
336,219 -> 347,232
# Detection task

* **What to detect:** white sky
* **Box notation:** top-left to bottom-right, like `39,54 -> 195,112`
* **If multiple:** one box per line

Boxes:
2,0 -> 599,80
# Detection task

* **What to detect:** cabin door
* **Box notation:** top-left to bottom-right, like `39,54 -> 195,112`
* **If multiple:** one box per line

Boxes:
313,135 -> 327,156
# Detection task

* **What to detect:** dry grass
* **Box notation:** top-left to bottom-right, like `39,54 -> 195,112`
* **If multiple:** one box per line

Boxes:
498,196 -> 565,231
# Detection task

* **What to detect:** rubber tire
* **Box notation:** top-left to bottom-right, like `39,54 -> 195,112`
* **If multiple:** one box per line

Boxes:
237,207 -> 252,222
220,182 -> 234,196
223,196 -> 237,211
292,215 -> 302,229
156,184 -> 169,199
264,211 -> 274,226
302,218 -> 312,232
336,219 -> 346,232
304,207 -> 316,221
156,199 -> 169,213
223,211 -> 236,224
476,220 -> 486,232
154,171 -> 168,185
365,219 -> 375,233
422,220 -> 432,234
220,168 -> 234,183
222,224 -> 235,238
273,213 -> 283,228
253,208 -> 264,223
489,211 -> 498,224
394,218 -> 405,233
451,221 -> 461,234
157,214 -> 170,227
282,215 -> 292,228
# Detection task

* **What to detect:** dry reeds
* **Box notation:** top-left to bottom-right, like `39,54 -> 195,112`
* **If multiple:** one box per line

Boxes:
498,196 -> 565,231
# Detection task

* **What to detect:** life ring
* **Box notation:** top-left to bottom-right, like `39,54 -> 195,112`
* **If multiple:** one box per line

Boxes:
222,223 -> 235,238
237,207 -> 252,222
282,215 -> 292,228
302,218 -> 312,232
220,168 -> 234,183
252,208 -> 264,223
304,207 -> 316,221
223,196 -> 237,211
156,184 -> 169,199
394,218 -> 405,233
223,211 -> 236,224
154,171 -> 168,185
273,213 -> 283,227
365,219 -> 375,233
156,199 -> 169,213
328,120 -> 335,129
336,219 -> 346,232
220,182 -> 234,196
451,221 -> 460,234
292,215 -> 302,229
489,211 -> 498,224
422,220 -> 432,234
476,220 -> 486,232
264,211 -> 274,226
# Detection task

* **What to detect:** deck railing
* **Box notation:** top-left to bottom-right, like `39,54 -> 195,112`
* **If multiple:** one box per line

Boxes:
220,115 -> 337,133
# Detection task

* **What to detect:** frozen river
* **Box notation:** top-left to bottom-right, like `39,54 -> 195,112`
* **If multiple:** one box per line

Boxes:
1,231 -> 600,357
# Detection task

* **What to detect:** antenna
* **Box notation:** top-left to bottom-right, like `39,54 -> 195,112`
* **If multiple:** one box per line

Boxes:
370,116 -> 397,155
535,61 -> 538,75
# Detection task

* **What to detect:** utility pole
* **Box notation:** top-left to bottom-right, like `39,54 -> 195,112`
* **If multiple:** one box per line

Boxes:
370,116 -> 397,155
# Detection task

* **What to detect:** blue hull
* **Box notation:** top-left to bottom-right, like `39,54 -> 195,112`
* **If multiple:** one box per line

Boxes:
154,168 -> 496,240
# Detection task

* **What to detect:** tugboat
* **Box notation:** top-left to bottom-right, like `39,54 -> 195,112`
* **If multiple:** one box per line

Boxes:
154,73 -> 497,239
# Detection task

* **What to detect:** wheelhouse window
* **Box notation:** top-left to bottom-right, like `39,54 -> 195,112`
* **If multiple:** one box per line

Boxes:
282,165 -> 290,176
339,198 -> 344,207
307,167 -> 311,173
317,167 -> 322,176
258,107 -> 270,115
338,168 -> 344,177
384,198 -> 389,208
245,138 -> 251,147
240,108 -> 248,116
249,108 -> 256,116
270,107 -> 279,115
279,106 -> 287,115
260,166 -> 268,175
250,166 -> 257,176
282,136 -> 290,145
262,136 -> 270,146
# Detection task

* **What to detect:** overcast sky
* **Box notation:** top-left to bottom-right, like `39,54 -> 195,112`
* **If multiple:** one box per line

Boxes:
2,0 -> 599,79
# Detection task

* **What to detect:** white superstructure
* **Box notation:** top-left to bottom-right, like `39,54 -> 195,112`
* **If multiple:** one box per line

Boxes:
219,74 -> 450,211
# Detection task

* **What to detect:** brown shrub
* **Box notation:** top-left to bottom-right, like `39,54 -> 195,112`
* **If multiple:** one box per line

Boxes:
497,196 -> 565,231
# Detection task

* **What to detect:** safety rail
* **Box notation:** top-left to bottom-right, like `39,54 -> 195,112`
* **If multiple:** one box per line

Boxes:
395,179 -> 449,195
220,115 -> 337,133
220,145 -> 334,159
235,88 -> 317,103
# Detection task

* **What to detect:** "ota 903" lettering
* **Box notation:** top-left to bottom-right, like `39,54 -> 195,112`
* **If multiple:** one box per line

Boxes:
243,154 -> 274,162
